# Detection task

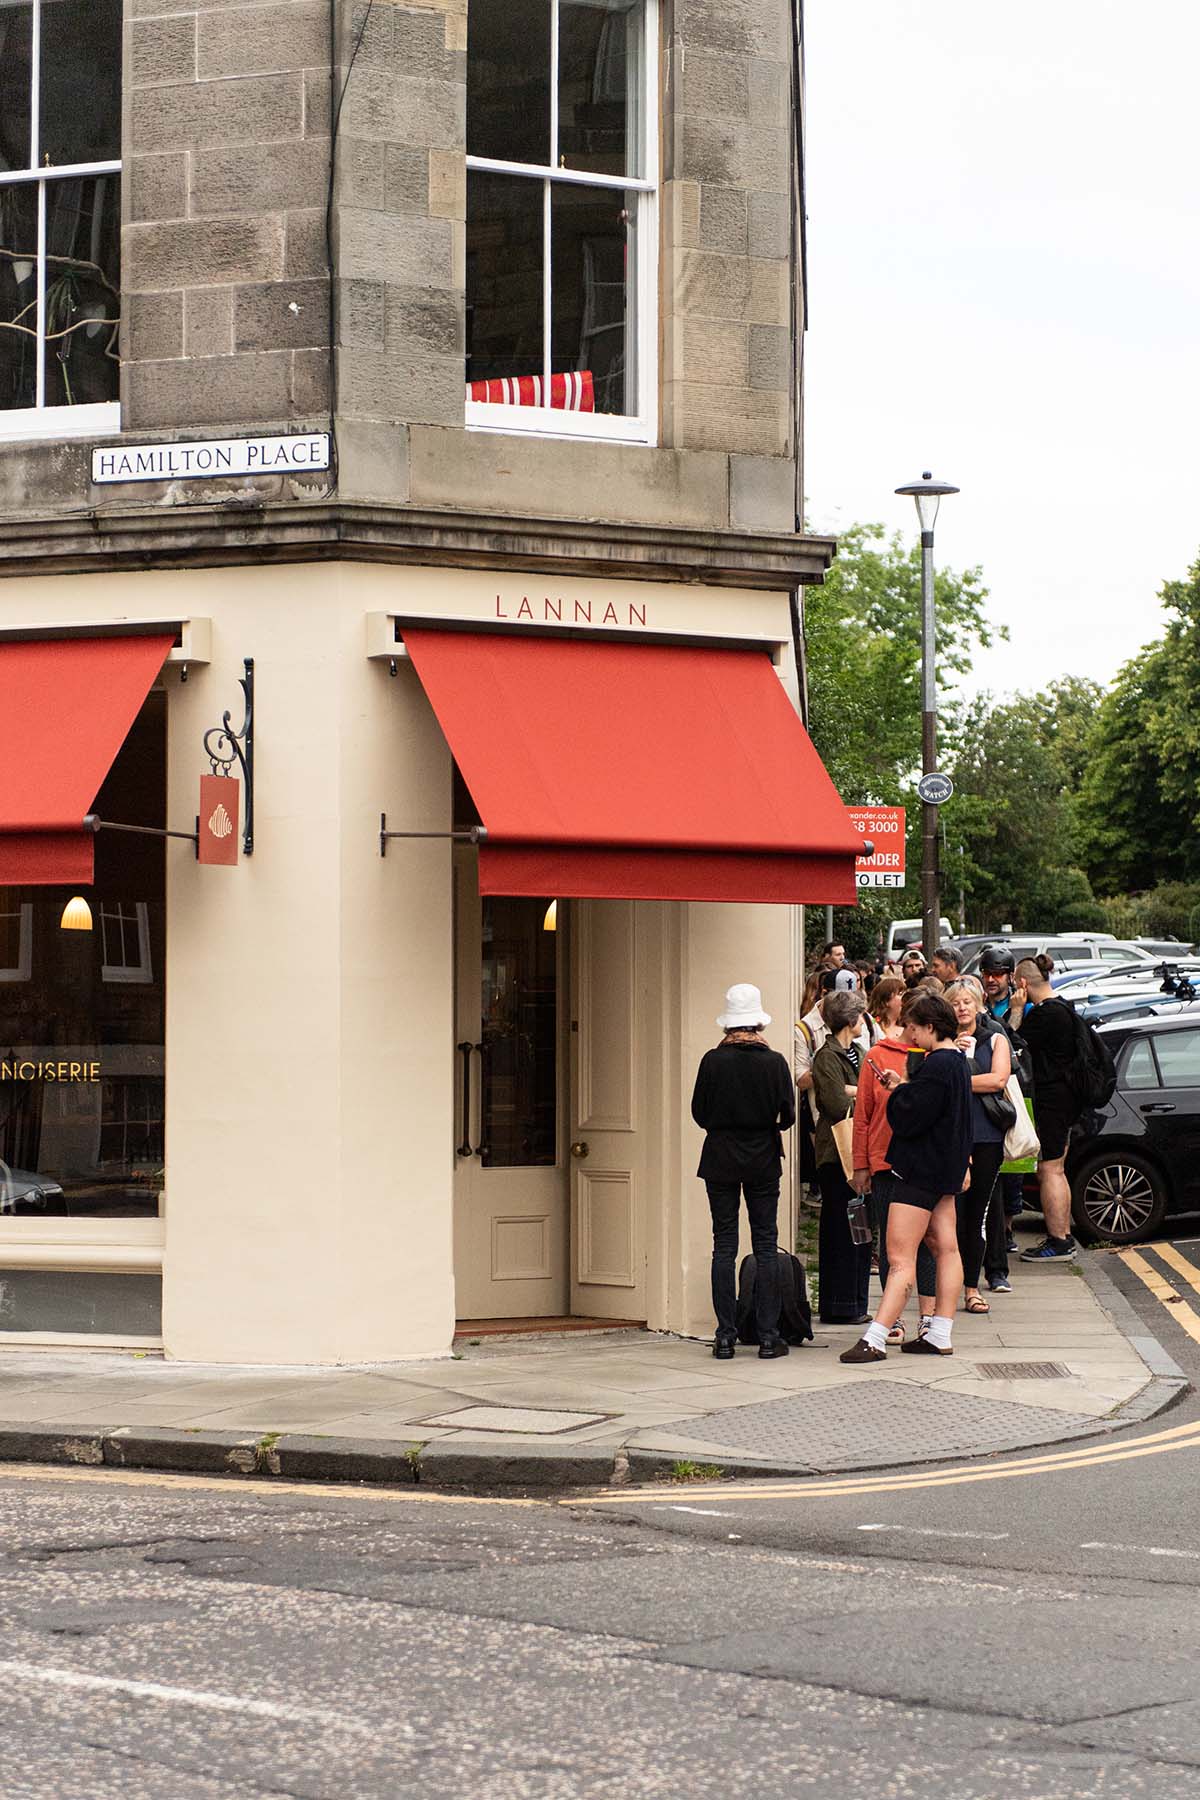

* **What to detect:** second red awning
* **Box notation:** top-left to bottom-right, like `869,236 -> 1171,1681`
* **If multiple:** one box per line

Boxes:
0,633 -> 176,885
403,629 -> 862,904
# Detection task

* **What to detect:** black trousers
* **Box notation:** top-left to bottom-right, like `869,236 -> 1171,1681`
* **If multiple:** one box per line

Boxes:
817,1159 -> 871,1323
873,1168 -> 937,1301
956,1140 -> 1005,1290
706,1175 -> 781,1341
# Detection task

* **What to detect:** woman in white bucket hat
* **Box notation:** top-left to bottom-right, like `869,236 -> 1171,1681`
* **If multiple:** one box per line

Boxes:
691,983 -> 796,1360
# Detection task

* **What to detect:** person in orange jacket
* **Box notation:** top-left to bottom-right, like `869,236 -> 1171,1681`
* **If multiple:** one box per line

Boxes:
851,989 -> 937,1345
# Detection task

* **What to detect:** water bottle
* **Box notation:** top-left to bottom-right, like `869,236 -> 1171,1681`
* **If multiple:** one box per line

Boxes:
846,1194 -> 872,1246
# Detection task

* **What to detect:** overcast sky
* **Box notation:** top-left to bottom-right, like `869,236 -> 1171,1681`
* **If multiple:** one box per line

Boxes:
802,0 -> 1200,703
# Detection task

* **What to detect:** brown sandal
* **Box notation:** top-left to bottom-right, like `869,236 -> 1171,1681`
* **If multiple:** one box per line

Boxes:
964,1293 -> 990,1314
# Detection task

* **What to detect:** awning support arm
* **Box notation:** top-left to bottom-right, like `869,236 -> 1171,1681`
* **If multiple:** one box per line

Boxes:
84,813 -> 200,858
379,813 -> 488,857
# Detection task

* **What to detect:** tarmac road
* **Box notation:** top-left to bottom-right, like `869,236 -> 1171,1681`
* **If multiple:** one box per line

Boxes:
2,1238 -> 1200,1800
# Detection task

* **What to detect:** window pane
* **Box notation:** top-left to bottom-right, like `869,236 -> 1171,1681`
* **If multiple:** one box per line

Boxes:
466,171 -> 544,392
1121,1037 -> 1158,1090
0,695 -> 165,1220
558,0 -> 642,177
0,4 -> 34,172
0,184 -> 38,411
467,0 -> 551,167
40,0 -> 122,166
479,897 -> 557,1168
43,174 -> 120,407
550,181 -> 632,415
1152,1031 -> 1200,1090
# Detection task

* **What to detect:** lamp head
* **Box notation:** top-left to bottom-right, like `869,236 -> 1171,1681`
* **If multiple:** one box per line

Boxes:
60,896 -> 93,932
895,470 -> 959,534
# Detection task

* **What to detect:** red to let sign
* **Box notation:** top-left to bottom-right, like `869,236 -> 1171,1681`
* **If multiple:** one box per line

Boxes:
847,805 -> 906,889
198,774 -> 240,866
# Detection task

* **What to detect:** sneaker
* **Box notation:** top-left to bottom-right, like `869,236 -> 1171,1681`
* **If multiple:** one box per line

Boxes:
1006,1233 -> 1018,1254
917,1315 -> 932,1338
757,1336 -> 790,1360
989,1276 -> 1013,1294
712,1331 -> 737,1360
1019,1236 -> 1078,1263
901,1335 -> 953,1356
886,1321 -> 906,1345
840,1337 -> 886,1364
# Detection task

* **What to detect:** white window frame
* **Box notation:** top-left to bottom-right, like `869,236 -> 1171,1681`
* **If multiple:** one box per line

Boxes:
0,2 -> 122,443
0,904 -> 32,983
100,901 -> 152,986
465,0 -> 659,447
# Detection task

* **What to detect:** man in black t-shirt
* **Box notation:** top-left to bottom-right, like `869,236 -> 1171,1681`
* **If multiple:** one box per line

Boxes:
1011,957 -> 1082,1262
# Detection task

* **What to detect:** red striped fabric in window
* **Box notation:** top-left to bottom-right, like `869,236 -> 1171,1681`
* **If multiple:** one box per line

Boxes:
466,372 -> 595,411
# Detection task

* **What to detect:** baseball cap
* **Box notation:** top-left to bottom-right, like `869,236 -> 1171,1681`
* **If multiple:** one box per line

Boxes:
821,968 -> 859,993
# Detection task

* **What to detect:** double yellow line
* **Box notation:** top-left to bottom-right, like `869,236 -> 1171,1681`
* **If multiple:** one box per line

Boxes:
1120,1243 -> 1200,1346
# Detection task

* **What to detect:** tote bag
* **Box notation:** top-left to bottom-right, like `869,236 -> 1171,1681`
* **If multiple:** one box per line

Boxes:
831,1115 -> 857,1182
1003,1084 -> 1040,1162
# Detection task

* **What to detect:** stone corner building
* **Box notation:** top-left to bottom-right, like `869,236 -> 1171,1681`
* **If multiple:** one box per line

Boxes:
0,0 -> 849,1363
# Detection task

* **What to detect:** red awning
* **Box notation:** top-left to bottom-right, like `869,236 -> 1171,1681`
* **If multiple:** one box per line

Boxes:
0,634 -> 175,885
402,629 -> 862,904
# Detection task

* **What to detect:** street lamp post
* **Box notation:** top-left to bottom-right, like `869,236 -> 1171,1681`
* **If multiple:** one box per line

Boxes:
895,471 -> 959,962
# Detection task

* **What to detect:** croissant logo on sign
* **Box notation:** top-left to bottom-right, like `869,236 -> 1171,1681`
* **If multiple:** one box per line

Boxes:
199,774 -> 240,865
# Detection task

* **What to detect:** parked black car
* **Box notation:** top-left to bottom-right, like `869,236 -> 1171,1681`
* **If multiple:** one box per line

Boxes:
1065,1014 -> 1200,1243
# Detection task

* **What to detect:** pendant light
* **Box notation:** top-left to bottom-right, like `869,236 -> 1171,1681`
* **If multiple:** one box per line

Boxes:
60,896 -> 94,932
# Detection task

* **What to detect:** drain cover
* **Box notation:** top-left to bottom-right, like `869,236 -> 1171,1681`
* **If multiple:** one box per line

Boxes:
419,1405 -> 606,1435
975,1361 -> 1071,1380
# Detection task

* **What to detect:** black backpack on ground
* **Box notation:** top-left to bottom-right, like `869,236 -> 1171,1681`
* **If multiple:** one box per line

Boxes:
735,1252 -> 814,1346
1054,998 -> 1118,1109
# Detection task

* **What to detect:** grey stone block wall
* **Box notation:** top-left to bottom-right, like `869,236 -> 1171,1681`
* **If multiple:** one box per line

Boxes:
121,0 -> 332,431
107,0 -> 802,532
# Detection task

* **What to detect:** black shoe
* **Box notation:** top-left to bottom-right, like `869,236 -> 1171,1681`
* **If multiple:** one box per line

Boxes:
1006,1233 -> 1017,1254
712,1332 -> 736,1360
757,1336 -> 790,1360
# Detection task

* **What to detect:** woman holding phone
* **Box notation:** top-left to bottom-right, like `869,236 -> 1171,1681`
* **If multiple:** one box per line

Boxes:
811,990 -> 871,1325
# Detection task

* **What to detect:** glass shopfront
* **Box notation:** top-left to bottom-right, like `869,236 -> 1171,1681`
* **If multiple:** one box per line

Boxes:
0,691 -> 164,1220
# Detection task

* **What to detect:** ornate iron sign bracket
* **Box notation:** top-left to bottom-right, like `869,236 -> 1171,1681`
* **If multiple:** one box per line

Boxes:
203,658 -> 255,856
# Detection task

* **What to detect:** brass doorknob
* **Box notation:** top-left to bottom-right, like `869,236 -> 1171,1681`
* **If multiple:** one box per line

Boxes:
570,1141 -> 590,1159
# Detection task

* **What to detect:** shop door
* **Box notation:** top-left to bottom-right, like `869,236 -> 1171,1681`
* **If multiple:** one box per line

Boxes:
453,851 -> 568,1320
569,900 -> 648,1320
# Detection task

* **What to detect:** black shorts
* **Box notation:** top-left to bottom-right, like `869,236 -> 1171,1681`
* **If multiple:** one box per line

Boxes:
1036,1101 -> 1078,1163
888,1178 -> 947,1214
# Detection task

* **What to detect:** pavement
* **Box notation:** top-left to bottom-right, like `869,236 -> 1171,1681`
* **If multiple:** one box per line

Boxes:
0,1249 -> 1184,1489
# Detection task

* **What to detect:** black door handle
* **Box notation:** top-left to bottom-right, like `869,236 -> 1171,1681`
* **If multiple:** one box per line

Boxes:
456,1041 -> 482,1156
1140,1102 -> 1176,1114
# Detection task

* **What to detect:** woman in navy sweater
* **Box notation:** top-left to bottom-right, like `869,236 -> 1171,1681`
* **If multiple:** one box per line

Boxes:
841,993 -> 973,1363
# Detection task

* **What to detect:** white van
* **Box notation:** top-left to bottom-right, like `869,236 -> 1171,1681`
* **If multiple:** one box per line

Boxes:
885,917 -> 953,957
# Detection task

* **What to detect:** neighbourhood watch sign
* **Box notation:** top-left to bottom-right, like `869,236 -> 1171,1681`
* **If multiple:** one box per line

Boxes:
91,433 -> 331,484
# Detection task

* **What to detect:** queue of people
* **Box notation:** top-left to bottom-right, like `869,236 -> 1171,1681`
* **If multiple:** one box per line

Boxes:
691,944 -> 1089,1360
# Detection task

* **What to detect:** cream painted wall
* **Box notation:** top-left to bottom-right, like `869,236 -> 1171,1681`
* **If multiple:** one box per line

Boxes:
0,561 -> 802,1361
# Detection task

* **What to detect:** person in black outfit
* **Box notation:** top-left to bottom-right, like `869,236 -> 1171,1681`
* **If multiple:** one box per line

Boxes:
840,993 -> 973,1363
691,982 -> 796,1361
811,989 -> 871,1325
1011,955 -> 1082,1262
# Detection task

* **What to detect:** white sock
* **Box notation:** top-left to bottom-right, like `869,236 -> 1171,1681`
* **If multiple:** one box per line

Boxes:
925,1314 -> 953,1350
863,1319 -> 889,1352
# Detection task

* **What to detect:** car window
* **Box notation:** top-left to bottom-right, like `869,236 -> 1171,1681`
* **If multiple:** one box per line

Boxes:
1100,947 -> 1134,963
1150,1031 -> 1200,1089
1056,945 -> 1091,961
1121,1038 -> 1160,1089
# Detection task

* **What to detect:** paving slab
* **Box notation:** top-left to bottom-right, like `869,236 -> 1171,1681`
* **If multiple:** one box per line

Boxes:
0,1253 -> 1180,1488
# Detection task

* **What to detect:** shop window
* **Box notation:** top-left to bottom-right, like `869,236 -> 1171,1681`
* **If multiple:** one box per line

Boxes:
465,0 -> 658,443
0,692 -> 165,1218
480,897 -> 558,1167
0,0 -> 122,440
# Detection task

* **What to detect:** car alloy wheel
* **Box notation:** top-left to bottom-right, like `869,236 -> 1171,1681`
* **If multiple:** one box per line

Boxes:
1075,1155 -> 1166,1244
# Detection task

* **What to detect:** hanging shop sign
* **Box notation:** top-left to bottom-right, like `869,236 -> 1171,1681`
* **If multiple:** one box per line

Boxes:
848,805 -> 906,889
198,775 -> 240,867
91,433 -> 331,484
